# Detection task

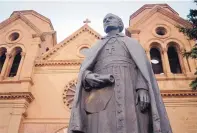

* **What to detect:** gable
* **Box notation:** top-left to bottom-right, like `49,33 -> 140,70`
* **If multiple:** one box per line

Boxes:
130,5 -> 191,29
135,12 -> 179,30
0,17 -> 39,45
41,24 -> 101,60
23,14 -> 52,32
0,14 -> 42,34
11,10 -> 54,32
129,4 -> 179,26
136,13 -> 190,46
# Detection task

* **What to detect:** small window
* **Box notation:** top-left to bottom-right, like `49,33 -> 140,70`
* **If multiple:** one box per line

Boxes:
9,32 -> 20,41
79,47 -> 89,56
155,27 -> 167,36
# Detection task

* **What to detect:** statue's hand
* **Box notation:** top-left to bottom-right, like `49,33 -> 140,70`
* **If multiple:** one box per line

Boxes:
136,89 -> 150,112
85,73 -> 105,88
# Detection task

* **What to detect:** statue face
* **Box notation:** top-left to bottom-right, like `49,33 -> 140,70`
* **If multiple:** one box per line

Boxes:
103,14 -> 120,33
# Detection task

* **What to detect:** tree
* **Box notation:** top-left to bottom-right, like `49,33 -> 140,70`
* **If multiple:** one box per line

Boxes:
178,0 -> 197,90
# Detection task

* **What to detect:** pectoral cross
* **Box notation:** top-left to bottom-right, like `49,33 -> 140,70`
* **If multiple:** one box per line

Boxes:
106,45 -> 115,54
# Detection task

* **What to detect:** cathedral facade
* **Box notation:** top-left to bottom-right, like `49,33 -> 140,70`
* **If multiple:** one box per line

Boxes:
0,4 -> 197,133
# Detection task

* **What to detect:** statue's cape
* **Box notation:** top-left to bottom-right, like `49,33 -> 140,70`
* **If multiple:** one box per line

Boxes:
68,34 -> 172,133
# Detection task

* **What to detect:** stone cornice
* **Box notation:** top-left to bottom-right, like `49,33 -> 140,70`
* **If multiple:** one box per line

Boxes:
161,90 -> 197,98
0,77 -> 34,85
35,59 -> 83,67
40,24 -> 101,60
0,92 -> 34,103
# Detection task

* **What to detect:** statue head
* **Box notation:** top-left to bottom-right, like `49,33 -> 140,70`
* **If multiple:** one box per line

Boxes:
103,13 -> 124,33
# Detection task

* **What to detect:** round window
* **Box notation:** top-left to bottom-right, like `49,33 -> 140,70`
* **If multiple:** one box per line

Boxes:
155,27 -> 167,36
9,32 -> 20,41
80,47 -> 89,56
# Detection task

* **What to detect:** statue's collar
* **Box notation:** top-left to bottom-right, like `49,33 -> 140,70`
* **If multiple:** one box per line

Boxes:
101,33 -> 125,40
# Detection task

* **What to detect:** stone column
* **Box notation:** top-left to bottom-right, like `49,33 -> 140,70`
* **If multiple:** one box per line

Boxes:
16,52 -> 26,79
188,58 -> 197,74
7,105 -> 25,133
163,48 -> 173,77
0,52 -> 11,80
145,50 -> 151,61
180,49 -> 192,76
177,49 -> 187,74
0,93 -> 34,133
161,50 -> 167,75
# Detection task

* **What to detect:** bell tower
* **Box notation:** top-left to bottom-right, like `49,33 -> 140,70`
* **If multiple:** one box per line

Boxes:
0,10 -> 56,133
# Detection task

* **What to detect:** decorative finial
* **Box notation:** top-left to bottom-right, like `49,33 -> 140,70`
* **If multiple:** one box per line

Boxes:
83,18 -> 91,24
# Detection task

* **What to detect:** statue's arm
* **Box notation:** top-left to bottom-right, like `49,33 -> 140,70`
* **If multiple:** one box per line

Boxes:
81,70 -> 115,91
82,70 -> 92,91
136,68 -> 148,91
136,68 -> 150,112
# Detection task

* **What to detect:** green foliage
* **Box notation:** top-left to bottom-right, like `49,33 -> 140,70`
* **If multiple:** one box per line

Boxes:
178,1 -> 197,90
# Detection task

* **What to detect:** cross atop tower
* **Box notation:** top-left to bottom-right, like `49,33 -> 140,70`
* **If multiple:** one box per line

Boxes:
83,18 -> 91,24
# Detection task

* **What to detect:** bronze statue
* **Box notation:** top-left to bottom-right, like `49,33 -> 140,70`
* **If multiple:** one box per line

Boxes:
68,13 -> 172,133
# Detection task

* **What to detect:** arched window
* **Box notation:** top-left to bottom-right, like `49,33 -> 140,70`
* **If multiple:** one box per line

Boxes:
8,47 -> 22,77
0,48 -> 7,74
150,47 -> 164,74
167,43 -> 182,74
79,47 -> 89,56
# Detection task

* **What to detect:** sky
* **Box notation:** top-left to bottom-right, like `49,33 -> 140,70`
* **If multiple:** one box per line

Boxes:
0,0 -> 196,43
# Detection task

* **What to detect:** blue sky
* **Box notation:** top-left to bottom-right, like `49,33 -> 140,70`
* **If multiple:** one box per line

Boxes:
0,0 -> 196,42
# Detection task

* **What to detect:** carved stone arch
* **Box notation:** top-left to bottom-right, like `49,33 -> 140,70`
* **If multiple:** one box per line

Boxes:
0,47 -> 7,54
149,42 -> 163,53
10,43 -> 26,53
62,78 -> 77,109
166,40 -> 184,74
164,38 -> 185,52
0,45 -> 9,51
145,39 -> 164,52
10,46 -> 23,56
148,41 -> 164,74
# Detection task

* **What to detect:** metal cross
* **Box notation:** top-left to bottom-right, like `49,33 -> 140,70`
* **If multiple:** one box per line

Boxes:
83,18 -> 91,24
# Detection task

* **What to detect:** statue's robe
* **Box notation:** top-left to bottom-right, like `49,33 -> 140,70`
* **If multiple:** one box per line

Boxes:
68,33 -> 172,133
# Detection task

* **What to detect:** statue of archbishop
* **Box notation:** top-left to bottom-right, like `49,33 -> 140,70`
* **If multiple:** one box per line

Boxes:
68,13 -> 172,133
